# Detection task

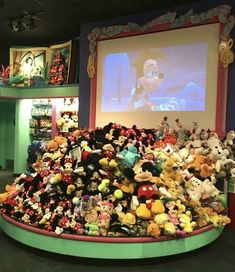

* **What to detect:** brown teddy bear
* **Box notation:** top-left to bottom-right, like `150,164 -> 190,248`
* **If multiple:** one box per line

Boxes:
187,154 -> 212,179
160,158 -> 182,184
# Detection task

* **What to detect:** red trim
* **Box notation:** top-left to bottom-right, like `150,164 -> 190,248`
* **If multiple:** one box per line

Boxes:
1,213 -> 214,244
89,50 -> 98,128
215,23 -> 228,137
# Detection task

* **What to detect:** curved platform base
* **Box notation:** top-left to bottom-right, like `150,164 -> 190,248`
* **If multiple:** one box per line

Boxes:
0,214 -> 223,259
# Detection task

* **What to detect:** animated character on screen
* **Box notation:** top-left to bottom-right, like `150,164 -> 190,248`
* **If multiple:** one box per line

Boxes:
127,49 -> 164,111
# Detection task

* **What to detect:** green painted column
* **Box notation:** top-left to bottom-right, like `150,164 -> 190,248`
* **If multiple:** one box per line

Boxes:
14,99 -> 32,174
0,105 -> 7,169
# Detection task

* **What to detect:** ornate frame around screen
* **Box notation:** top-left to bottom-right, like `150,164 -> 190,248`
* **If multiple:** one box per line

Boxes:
87,5 -> 234,134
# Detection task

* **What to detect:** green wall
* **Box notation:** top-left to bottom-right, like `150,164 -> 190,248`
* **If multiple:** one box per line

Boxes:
0,100 -> 15,169
14,99 -> 32,174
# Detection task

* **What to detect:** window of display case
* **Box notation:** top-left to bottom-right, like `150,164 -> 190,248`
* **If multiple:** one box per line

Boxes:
29,97 -> 79,141
55,98 -> 79,134
29,99 -> 52,140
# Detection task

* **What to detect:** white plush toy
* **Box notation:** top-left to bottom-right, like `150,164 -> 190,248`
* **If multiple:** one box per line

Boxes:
163,144 -> 182,164
207,135 -> 228,162
224,130 -> 235,146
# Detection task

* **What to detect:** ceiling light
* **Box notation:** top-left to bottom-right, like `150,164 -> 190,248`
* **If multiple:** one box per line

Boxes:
27,18 -> 37,30
15,20 -> 26,32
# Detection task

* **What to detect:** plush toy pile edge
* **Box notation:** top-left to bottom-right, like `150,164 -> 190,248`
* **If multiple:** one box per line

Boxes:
0,118 -> 234,237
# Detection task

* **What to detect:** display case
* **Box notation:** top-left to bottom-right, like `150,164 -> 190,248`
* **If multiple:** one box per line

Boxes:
29,99 -> 53,141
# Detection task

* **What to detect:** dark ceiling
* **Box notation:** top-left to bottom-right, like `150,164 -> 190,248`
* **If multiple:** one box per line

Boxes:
0,0 -> 206,49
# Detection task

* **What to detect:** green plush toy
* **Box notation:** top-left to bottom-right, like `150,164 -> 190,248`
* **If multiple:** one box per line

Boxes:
98,179 -> 110,193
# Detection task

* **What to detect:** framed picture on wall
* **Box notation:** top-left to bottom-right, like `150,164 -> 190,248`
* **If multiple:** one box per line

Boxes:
9,47 -> 49,87
48,41 -> 72,85
9,40 -> 74,87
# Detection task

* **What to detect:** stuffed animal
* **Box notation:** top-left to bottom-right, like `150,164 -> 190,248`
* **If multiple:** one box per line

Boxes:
163,144 -> 182,164
160,158 -> 182,184
187,154 -> 212,179
151,199 -> 165,215
136,203 -> 151,219
153,212 -> 176,235
0,183 -> 22,203
118,212 -> 136,227
98,179 -> 110,194
179,211 -> 196,233
207,135 -> 228,162
147,221 -> 161,237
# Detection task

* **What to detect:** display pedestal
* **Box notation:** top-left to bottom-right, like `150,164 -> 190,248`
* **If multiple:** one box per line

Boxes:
0,214 -> 223,259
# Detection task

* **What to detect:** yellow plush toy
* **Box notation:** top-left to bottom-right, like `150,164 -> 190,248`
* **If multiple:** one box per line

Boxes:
164,222 -> 176,235
179,211 -> 196,233
154,213 -> 176,235
151,199 -> 165,215
136,203 -> 151,220
118,212 -> 136,227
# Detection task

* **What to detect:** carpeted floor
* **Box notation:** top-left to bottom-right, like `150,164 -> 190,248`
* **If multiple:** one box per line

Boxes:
1,171 -> 235,272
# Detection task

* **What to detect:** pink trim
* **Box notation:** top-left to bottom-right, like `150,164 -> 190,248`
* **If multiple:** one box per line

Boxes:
51,104 -> 57,138
1,214 -> 214,244
215,23 -> 228,137
89,69 -> 97,128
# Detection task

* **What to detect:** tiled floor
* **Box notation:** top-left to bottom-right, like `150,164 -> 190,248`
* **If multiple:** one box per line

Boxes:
1,171 -> 235,272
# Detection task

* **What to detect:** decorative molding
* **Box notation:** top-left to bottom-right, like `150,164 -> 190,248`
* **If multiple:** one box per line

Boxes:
87,5 -> 235,78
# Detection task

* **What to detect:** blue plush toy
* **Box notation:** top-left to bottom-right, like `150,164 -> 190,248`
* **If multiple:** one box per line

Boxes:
117,145 -> 140,167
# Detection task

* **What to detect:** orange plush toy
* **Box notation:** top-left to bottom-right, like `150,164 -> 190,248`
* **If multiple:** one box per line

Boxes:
0,184 -> 20,204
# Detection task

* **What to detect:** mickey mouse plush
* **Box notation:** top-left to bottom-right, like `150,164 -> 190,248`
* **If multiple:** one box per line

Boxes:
123,161 -> 159,210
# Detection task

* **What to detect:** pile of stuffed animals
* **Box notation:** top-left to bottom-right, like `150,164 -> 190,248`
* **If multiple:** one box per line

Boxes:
56,111 -> 78,133
0,117 -> 234,238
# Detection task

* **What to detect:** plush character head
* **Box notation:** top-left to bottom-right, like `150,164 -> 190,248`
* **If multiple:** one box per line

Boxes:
132,161 -> 154,183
